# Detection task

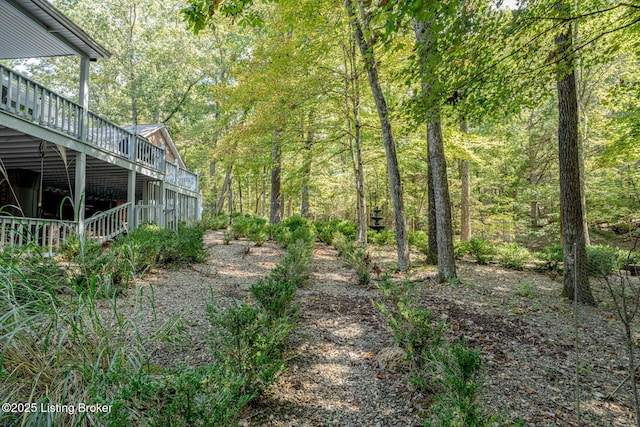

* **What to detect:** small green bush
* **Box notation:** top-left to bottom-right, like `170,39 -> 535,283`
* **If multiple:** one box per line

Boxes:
199,212 -> 230,230
536,244 -> 564,272
247,217 -> 267,246
458,238 -> 497,265
408,230 -> 429,254
424,340 -> 491,427
497,243 -> 531,270
586,245 -> 618,276
374,276 -> 445,372
250,277 -> 298,320
368,229 -> 396,246
271,239 -> 313,286
207,302 -> 292,397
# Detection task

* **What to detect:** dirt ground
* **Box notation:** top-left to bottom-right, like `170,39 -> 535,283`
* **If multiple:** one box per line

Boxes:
114,230 -> 639,426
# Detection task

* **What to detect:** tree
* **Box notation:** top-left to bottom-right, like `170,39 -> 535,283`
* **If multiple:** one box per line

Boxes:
413,16 -> 457,282
344,0 -> 410,270
555,1 -> 595,304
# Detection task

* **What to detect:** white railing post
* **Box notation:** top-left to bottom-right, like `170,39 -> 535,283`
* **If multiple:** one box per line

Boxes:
79,57 -> 90,141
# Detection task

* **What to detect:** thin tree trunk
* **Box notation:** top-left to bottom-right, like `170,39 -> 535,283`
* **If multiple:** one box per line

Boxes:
209,160 -> 217,211
426,152 -> 438,264
343,31 -> 367,247
237,175 -> 243,213
301,111 -> 314,218
216,167 -> 233,214
270,130 -> 283,225
414,18 -> 456,280
555,6 -> 594,304
228,170 -> 233,217
428,119 -> 457,282
459,118 -> 471,242
345,0 -> 409,270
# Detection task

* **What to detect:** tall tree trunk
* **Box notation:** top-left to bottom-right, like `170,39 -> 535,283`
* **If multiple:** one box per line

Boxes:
426,153 -> 438,264
270,130 -> 283,225
237,175 -> 243,213
428,119 -> 457,282
301,111 -> 314,218
345,0 -> 409,270
555,7 -> 594,305
209,160 -> 217,211
459,118 -> 471,242
228,170 -> 233,217
216,167 -> 233,214
343,31 -> 367,247
414,18 -> 456,280
573,8 -> 591,246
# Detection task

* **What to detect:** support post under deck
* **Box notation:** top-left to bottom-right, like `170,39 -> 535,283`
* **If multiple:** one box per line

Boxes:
75,151 -> 86,238
128,169 -> 136,231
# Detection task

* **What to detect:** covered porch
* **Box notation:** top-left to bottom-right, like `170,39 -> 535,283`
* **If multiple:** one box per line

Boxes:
0,0 -> 202,255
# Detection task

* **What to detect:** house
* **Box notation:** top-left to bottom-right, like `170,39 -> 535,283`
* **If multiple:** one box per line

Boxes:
0,0 -> 202,254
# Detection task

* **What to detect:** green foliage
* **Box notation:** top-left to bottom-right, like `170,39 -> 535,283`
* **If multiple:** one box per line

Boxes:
200,212 -> 230,230
496,243 -> 531,271
315,220 -> 357,245
123,224 -> 207,269
536,244 -> 564,272
617,248 -> 640,271
0,246 -> 67,304
423,340 -> 492,427
248,218 -> 267,246
0,269 -> 148,427
374,275 -> 445,372
409,230 -> 430,254
368,229 -> 396,246
457,238 -> 497,265
271,239 -> 313,286
207,302 -> 291,398
514,281 -> 535,298
250,277 -> 299,320
97,364 -> 251,427
332,232 -> 371,286
270,216 -> 317,248
586,245 -> 619,276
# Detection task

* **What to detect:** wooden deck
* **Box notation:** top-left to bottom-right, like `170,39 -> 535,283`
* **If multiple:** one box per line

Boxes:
0,63 -> 198,193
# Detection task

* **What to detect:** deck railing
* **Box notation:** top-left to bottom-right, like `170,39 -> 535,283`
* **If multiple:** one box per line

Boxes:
0,64 -> 168,176
0,217 -> 77,256
164,161 -> 198,192
1,66 -> 82,138
135,204 -> 163,226
84,203 -> 130,244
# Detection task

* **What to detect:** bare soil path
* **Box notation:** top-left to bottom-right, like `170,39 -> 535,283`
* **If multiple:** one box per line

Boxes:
113,231 -> 639,426
247,243 -> 421,426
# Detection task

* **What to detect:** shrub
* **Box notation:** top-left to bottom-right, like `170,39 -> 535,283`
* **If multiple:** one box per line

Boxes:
199,212 -> 230,230
374,276 -> 445,373
270,216 -> 317,247
424,340 -> 492,427
247,217 -> 267,246
368,229 -> 396,246
586,245 -> 618,276
458,238 -> 496,265
497,243 -> 531,270
207,302 -> 292,397
250,277 -> 298,320
332,232 -> 371,286
101,364 -> 251,427
271,239 -> 313,286
408,230 -> 429,254
120,223 -> 207,270
536,244 -> 564,272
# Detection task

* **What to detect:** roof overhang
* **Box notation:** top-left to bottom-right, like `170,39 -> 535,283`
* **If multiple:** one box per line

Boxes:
0,0 -> 110,60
